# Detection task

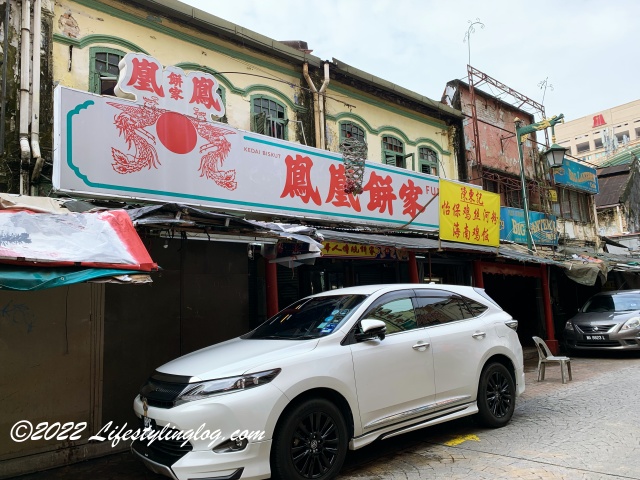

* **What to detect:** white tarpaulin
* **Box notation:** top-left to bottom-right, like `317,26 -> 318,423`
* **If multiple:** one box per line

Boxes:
0,209 -> 156,271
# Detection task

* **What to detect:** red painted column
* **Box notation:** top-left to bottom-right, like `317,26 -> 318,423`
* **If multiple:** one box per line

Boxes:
473,261 -> 484,288
408,252 -> 419,283
540,264 -> 558,354
265,259 -> 279,318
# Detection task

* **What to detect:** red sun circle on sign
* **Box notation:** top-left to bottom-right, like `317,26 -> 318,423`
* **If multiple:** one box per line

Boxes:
156,111 -> 197,154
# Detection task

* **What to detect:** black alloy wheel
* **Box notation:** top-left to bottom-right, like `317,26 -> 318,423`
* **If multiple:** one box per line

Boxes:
271,398 -> 348,480
476,362 -> 516,428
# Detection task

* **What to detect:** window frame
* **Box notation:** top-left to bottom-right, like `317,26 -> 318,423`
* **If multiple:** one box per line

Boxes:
89,46 -> 126,96
339,121 -> 366,143
554,186 -> 592,223
251,94 -> 288,140
382,135 -> 406,168
418,146 -> 439,176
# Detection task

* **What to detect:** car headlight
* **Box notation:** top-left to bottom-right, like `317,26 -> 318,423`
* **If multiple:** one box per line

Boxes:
175,369 -> 281,405
621,317 -> 640,331
565,320 -> 574,330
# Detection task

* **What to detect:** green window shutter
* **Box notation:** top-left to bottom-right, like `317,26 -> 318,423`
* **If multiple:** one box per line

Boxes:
385,153 -> 396,166
252,112 -> 267,135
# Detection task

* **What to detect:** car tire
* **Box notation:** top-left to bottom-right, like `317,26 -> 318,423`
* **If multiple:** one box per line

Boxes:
475,362 -> 516,428
271,398 -> 348,480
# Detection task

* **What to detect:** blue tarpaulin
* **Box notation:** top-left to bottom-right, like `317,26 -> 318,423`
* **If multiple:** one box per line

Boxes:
0,266 -> 150,291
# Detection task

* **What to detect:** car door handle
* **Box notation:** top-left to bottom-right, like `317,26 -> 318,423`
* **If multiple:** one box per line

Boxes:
472,332 -> 486,339
412,342 -> 430,351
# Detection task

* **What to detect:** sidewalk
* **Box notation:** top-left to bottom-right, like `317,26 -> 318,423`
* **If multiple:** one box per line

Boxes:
11,350 -> 639,480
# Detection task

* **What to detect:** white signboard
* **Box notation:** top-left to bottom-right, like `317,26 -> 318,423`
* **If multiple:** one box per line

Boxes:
53,58 -> 439,231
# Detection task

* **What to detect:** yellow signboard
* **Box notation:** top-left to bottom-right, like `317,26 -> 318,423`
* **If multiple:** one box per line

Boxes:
322,241 -> 409,260
439,179 -> 500,247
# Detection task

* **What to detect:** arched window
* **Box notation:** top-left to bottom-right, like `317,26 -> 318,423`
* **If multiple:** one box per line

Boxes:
89,47 -> 125,96
251,96 -> 287,140
340,122 -> 365,143
382,136 -> 406,168
418,146 -> 439,176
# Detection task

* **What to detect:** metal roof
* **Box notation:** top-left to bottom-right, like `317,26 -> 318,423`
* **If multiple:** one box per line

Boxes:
595,166 -> 629,207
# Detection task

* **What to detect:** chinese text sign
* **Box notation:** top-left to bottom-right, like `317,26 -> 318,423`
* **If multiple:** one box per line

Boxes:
439,179 -> 500,247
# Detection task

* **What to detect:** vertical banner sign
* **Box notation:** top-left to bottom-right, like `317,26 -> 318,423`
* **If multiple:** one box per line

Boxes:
439,179 -> 500,247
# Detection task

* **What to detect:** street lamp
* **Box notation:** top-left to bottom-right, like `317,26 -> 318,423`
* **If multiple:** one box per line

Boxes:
542,142 -> 567,168
515,114 -> 566,252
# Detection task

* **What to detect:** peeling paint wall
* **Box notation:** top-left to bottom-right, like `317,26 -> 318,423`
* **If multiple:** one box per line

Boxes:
597,206 -> 626,236
454,83 -> 538,178
558,217 -> 598,244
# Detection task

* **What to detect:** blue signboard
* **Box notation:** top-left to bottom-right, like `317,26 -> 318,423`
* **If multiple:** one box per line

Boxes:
500,207 -> 558,246
553,158 -> 599,194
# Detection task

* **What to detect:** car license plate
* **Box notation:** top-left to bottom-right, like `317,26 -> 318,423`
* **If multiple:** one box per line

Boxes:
142,415 -> 156,430
584,334 -> 609,341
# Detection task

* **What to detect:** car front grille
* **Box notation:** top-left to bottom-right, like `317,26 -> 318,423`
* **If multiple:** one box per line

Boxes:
576,324 -> 616,333
140,373 -> 191,408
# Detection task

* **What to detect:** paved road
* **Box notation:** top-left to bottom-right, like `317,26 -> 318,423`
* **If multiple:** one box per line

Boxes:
12,352 -> 640,480
337,351 -> 640,480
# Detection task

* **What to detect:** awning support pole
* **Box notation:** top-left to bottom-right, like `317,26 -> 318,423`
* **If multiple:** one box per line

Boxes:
540,264 -> 558,354
408,252 -> 419,283
265,258 -> 279,318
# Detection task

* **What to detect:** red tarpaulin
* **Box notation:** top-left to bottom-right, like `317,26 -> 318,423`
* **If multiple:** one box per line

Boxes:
0,209 -> 157,271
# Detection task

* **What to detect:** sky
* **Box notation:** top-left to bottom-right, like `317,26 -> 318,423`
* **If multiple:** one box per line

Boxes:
179,0 -> 639,124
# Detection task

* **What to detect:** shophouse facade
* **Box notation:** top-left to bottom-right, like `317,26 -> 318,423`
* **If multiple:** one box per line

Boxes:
442,73 -> 601,352
0,0 -> 467,476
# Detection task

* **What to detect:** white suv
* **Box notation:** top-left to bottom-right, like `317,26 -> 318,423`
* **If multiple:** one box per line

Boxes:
132,284 -> 524,480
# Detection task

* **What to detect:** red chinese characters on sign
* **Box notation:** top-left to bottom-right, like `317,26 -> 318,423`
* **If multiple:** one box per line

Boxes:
190,76 -> 221,111
439,179 -> 500,247
326,164 -> 361,211
399,179 -> 423,218
115,54 -> 225,119
275,156 -> 438,226
167,72 -> 183,100
280,154 -> 321,205
127,57 -> 165,96
363,172 -> 397,215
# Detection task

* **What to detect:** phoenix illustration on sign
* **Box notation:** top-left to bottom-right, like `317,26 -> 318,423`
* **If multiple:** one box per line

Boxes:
107,53 -> 237,190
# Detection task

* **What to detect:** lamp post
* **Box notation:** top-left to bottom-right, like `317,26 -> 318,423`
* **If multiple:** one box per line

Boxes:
515,114 -> 567,252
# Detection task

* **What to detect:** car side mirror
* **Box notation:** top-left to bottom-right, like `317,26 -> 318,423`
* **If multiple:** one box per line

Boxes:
355,319 -> 386,342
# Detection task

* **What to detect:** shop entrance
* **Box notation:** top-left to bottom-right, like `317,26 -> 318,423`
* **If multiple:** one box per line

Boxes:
483,274 -> 541,347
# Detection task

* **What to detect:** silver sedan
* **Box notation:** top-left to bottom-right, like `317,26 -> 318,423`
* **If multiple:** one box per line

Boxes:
564,290 -> 640,351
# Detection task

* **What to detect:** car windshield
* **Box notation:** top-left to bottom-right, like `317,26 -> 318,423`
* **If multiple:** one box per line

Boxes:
582,293 -> 640,313
244,294 -> 367,340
